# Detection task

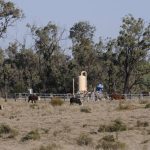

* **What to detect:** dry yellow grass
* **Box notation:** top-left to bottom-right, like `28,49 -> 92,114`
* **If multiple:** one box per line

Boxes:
0,98 -> 150,150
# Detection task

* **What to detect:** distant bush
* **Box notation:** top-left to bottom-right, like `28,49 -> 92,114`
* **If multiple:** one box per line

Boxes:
98,124 -> 107,132
50,97 -> 64,106
136,120 -> 149,127
41,128 -> 49,134
145,103 -> 150,108
77,133 -> 93,146
147,129 -> 150,135
80,106 -> 91,113
117,102 -> 131,110
30,103 -> 39,109
98,119 -> 127,132
53,130 -> 61,137
21,129 -> 40,142
139,100 -> 149,104
0,123 -> 18,138
39,143 -> 57,150
96,135 -> 126,150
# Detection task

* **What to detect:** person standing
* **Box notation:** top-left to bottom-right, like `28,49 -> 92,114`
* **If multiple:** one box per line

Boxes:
96,82 -> 104,93
95,82 -> 104,100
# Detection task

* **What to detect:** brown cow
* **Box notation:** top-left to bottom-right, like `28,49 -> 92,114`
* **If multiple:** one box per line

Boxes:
110,93 -> 125,100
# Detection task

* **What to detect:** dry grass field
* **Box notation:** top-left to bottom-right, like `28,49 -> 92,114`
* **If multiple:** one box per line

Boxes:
0,98 -> 150,150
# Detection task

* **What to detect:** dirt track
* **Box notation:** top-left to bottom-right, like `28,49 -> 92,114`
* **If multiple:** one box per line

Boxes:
0,99 -> 150,150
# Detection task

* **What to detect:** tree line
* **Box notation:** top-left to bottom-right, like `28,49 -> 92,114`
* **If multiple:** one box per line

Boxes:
0,0 -> 149,96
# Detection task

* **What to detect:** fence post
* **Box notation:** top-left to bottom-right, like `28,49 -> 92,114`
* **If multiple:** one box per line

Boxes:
5,92 -> 7,102
25,93 -> 27,101
140,93 -> 143,100
124,94 -> 127,100
14,93 -> 16,101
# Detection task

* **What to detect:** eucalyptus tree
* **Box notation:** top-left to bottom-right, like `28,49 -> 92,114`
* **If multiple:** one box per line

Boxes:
2,42 -> 25,93
117,14 -> 150,93
0,42 -> 39,93
69,21 -> 96,69
0,42 -> 19,97
50,52 -> 73,93
0,0 -> 23,96
69,21 -> 99,90
14,47 -> 39,92
0,0 -> 23,38
28,22 -> 68,92
99,39 -> 120,93
0,48 -> 4,94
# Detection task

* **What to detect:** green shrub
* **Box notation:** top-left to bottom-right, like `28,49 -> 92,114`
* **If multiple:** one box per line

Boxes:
21,129 -> 40,142
145,103 -> 150,108
96,135 -> 126,150
77,133 -> 93,146
50,97 -> 64,106
98,119 -> 127,132
80,106 -> 91,113
0,123 -> 18,138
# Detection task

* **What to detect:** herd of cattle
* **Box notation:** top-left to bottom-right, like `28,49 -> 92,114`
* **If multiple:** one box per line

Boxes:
0,92 -> 148,110
27,91 -> 150,105
28,94 -> 83,105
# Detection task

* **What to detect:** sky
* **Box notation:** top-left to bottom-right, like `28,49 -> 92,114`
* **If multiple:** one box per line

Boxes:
1,0 -> 150,49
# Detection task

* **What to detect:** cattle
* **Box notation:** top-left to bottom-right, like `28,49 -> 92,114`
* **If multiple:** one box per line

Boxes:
110,93 -> 125,100
70,97 -> 82,105
28,94 -> 38,103
142,91 -> 150,96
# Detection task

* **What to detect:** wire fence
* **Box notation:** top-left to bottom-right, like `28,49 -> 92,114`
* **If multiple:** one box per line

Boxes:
12,92 -> 150,101
14,93 -> 73,101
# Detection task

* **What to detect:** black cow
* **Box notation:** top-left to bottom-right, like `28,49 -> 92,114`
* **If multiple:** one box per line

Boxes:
142,91 -> 149,96
70,97 -> 82,105
28,94 -> 38,103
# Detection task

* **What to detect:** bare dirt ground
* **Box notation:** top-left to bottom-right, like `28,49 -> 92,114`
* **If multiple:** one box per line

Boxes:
0,98 -> 150,150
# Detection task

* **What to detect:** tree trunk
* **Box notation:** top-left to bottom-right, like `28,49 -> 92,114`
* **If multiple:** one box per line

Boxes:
123,72 -> 130,94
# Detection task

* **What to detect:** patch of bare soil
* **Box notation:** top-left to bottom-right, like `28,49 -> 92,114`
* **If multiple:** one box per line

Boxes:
0,99 -> 150,150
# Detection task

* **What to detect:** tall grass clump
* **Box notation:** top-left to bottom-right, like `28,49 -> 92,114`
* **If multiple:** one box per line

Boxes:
96,135 -> 126,150
30,103 -> 39,109
76,133 -> 93,146
0,123 -> 18,138
136,120 -> 149,127
50,97 -> 64,106
80,106 -> 91,113
117,101 -> 131,110
145,103 -> 150,109
39,143 -> 57,150
139,100 -> 149,104
21,129 -> 40,142
98,119 -> 127,132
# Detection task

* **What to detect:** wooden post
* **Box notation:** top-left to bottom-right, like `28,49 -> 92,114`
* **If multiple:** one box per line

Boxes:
73,78 -> 75,96
14,93 -> 16,101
